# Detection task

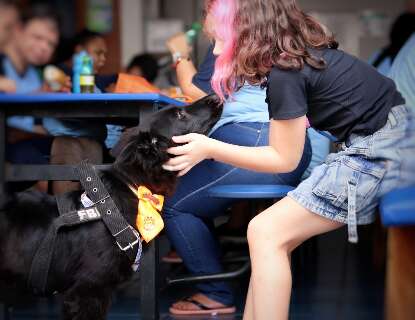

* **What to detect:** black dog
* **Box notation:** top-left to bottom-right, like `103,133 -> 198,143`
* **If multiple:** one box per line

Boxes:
0,95 -> 222,319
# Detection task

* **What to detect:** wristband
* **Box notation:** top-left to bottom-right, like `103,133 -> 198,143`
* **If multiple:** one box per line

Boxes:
172,52 -> 190,68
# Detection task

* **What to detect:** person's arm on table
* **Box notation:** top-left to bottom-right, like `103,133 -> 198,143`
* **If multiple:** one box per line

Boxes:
0,76 -> 16,93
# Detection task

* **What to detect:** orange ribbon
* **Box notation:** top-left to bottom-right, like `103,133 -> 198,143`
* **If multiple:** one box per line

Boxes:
129,185 -> 165,243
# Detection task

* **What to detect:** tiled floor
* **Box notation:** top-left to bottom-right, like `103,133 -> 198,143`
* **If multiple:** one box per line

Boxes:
3,224 -> 386,320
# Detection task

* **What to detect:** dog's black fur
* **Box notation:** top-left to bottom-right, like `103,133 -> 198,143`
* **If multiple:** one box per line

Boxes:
0,95 -> 222,319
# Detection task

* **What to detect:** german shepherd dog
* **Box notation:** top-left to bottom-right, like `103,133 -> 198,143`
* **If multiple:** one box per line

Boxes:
0,95 -> 222,319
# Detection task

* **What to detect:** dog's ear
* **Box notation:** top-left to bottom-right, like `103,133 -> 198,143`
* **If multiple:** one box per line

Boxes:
113,131 -> 177,194
110,125 -> 144,158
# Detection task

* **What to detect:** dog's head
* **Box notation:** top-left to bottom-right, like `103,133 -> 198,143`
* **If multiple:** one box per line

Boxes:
143,94 -> 223,138
112,132 -> 176,195
111,94 -> 223,195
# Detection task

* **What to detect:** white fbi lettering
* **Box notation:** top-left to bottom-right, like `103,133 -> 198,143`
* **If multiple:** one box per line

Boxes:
78,208 -> 101,221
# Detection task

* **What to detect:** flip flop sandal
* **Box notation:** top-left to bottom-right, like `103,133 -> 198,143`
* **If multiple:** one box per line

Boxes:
169,297 -> 236,316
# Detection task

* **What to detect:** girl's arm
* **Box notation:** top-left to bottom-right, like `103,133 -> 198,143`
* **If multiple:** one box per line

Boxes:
163,116 -> 306,176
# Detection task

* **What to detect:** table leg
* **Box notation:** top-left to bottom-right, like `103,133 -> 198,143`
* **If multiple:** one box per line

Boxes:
386,227 -> 415,320
0,111 -> 5,202
0,111 -> 8,320
140,239 -> 159,320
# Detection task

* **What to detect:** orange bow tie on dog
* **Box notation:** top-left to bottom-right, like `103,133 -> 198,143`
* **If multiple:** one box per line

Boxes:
129,185 -> 164,243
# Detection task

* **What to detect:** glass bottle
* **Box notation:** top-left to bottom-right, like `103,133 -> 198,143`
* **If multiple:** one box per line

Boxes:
80,54 -> 95,93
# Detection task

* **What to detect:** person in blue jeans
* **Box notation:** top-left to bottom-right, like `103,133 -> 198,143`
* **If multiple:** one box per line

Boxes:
164,39 -> 312,315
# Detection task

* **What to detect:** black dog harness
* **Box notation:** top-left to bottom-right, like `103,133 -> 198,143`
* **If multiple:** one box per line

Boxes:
28,160 -> 142,295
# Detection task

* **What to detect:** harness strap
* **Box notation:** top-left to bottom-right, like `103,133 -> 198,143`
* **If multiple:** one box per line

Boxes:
76,160 -> 140,261
28,207 -> 101,295
28,160 -> 142,295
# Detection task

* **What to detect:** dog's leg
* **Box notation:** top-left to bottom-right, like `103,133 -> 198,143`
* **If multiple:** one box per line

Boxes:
62,286 -> 112,320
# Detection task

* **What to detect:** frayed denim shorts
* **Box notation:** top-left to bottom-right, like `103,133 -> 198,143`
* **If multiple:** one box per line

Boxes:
289,105 -> 415,243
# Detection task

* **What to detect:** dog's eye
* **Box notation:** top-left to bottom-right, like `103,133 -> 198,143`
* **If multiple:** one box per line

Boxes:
175,109 -> 187,120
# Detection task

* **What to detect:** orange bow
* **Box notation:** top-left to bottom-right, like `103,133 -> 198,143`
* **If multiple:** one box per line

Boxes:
129,185 -> 165,243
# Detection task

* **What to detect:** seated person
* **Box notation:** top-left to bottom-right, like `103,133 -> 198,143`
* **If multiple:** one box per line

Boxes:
126,53 -> 159,83
389,33 -> 415,110
369,13 -> 415,76
1,4 -> 62,192
43,29 -> 109,194
105,53 -> 160,152
0,0 -> 18,93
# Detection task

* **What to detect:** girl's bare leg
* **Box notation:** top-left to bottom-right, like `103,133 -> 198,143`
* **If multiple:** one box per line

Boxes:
246,197 -> 344,320
243,276 -> 254,320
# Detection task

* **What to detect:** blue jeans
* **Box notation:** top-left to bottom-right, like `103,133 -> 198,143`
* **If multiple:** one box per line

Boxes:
163,122 -> 312,305
289,105 -> 415,243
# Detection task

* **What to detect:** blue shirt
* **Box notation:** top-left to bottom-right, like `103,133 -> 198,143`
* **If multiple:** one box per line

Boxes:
209,84 -> 269,135
2,56 -> 42,132
192,46 -> 269,134
192,45 -> 215,95
368,49 -> 392,77
389,34 -> 415,109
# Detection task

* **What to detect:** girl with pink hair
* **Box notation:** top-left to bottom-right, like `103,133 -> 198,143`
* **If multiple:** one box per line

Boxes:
162,0 -> 312,316
164,0 -> 415,318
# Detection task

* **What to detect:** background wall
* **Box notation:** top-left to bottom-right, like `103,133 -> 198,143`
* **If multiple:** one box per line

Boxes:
122,0 -> 409,66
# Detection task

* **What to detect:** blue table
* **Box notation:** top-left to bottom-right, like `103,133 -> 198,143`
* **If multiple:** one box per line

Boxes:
0,92 -> 185,182
0,93 -> 185,320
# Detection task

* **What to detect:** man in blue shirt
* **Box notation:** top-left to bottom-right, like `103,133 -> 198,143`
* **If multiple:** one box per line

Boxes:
0,0 -> 19,93
1,5 -> 60,192
389,34 -> 415,110
2,4 -> 60,133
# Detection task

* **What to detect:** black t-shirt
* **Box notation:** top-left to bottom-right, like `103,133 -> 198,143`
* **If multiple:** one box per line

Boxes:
192,44 -> 216,94
266,48 -> 405,141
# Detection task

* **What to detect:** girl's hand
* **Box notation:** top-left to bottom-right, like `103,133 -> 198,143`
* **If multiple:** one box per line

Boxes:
163,133 -> 215,176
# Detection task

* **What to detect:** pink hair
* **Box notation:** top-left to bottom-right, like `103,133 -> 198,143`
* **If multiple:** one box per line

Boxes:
208,0 -> 237,101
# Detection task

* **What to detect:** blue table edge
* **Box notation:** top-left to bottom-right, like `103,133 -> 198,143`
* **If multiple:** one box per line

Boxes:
0,93 -> 187,107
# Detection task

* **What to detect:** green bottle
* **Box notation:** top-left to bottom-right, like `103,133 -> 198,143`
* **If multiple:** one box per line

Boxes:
80,54 -> 95,93
185,22 -> 202,45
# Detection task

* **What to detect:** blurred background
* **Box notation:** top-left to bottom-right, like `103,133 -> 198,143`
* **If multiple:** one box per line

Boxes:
13,0 -> 412,74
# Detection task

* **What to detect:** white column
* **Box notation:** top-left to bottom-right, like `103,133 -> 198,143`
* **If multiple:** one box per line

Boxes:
120,0 -> 145,68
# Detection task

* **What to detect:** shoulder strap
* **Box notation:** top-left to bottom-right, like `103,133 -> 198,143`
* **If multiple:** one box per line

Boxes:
76,160 -> 140,261
28,160 -> 141,295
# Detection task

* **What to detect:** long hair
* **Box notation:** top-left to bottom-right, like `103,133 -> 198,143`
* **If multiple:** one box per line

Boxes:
205,0 -> 238,100
207,0 -> 338,99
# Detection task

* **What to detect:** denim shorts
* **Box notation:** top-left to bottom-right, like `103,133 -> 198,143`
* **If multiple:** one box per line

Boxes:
289,105 -> 415,243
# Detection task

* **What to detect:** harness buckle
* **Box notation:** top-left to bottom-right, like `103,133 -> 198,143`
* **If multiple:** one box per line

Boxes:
115,226 -> 141,251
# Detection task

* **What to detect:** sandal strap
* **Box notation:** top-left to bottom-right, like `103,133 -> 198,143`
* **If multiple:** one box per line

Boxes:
184,297 -> 211,310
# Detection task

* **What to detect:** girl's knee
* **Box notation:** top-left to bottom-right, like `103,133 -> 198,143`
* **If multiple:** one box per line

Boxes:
247,212 -> 299,253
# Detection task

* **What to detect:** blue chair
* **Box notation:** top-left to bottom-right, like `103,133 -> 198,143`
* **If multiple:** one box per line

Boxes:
207,184 -> 295,199
166,184 -> 294,285
379,185 -> 415,226
379,185 -> 415,320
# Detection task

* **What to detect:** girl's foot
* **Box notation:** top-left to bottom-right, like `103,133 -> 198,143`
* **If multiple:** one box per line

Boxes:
161,250 -> 183,263
169,292 -> 236,316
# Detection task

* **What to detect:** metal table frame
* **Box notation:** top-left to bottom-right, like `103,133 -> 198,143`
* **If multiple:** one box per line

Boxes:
0,93 -> 185,320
